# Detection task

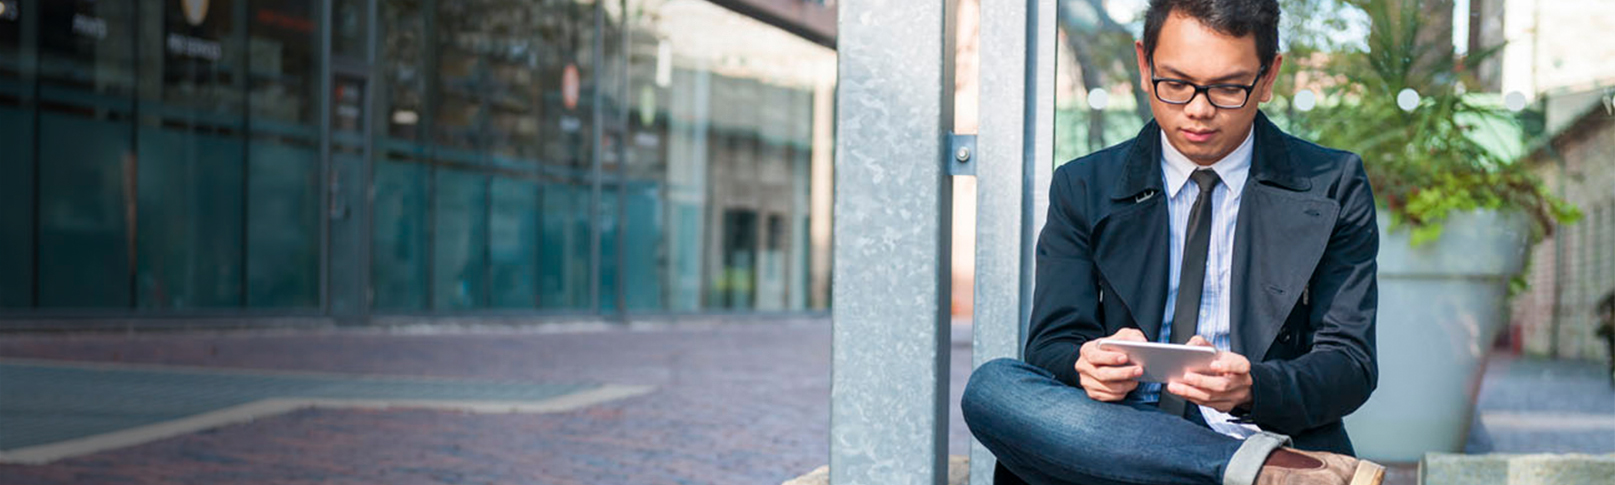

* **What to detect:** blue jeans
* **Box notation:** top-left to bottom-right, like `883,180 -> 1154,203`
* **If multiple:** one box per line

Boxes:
961,358 -> 1249,485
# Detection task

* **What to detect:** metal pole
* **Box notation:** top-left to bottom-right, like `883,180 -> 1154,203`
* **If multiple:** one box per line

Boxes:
318,0 -> 334,315
830,0 -> 957,483
970,0 -> 1055,483
588,0 -> 605,314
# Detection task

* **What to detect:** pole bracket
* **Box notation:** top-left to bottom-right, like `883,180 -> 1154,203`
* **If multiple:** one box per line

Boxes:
947,132 -> 977,176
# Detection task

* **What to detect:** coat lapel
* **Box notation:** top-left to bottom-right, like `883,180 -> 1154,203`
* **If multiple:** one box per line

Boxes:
1229,114 -> 1339,359
1092,122 -> 1170,341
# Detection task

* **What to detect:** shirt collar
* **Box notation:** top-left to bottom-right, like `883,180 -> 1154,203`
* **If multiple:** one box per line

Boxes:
1160,126 -> 1254,199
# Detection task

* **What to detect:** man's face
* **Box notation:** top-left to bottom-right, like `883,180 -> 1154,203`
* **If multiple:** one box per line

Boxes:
1135,11 -> 1282,165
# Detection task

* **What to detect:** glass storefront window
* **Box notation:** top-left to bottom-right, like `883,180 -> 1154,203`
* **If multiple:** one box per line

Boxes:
35,0 -> 139,308
431,169 -> 489,310
0,0 -> 31,308
3,0 -> 834,318
605,0 -> 834,312
245,0 -> 320,309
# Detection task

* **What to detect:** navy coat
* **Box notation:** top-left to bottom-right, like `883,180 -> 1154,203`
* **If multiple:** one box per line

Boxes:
1024,112 -> 1380,454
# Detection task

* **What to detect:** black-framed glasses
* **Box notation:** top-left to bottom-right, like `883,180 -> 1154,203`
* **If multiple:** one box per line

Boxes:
1150,64 -> 1268,109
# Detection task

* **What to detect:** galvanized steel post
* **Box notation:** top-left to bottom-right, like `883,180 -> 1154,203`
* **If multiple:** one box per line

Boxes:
830,0 -> 959,483
971,0 -> 1057,483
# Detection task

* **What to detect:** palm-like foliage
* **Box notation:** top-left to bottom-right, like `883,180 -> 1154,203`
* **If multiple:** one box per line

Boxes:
1297,0 -> 1577,245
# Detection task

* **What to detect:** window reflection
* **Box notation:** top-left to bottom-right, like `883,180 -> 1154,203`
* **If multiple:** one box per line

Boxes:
609,0 -> 834,312
1,0 -> 833,316
36,0 -> 138,308
0,0 -> 29,308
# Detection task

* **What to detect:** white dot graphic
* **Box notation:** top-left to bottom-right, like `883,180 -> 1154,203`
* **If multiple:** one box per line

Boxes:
1397,88 -> 1420,112
1087,88 -> 1109,110
1294,89 -> 1317,112
1505,91 -> 1527,112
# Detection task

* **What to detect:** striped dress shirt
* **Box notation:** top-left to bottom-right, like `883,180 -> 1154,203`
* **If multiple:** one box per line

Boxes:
1128,127 -> 1260,439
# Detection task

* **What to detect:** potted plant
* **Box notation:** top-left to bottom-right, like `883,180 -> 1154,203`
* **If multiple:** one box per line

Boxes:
1279,0 -> 1579,462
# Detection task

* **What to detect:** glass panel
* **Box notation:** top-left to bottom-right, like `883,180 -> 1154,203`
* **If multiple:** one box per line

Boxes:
135,127 -> 245,309
1051,1 -> 1152,165
714,208 -> 755,310
377,0 -> 423,142
537,1 -> 595,177
489,177 -> 540,308
0,3 -> 29,307
431,0 -> 481,153
133,0 -> 246,309
248,0 -> 318,124
0,102 -> 30,308
36,114 -> 133,308
756,213 -> 784,311
372,0 -> 426,312
609,0 -> 835,312
36,0 -> 138,308
372,158 -> 430,311
431,169 -> 488,310
245,138 -> 319,308
538,178 -> 591,310
244,0 -> 320,308
331,0 -> 367,60
598,184 -> 618,312
533,0 -> 597,312
621,179 -> 660,310
0,0 -> 19,74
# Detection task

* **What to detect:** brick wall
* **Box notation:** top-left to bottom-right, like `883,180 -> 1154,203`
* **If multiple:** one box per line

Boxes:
1510,109 -> 1615,361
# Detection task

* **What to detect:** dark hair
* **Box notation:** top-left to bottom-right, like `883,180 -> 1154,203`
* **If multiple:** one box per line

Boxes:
1142,0 -> 1280,69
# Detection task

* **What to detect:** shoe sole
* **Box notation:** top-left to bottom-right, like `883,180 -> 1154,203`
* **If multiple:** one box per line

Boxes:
1350,460 -> 1386,485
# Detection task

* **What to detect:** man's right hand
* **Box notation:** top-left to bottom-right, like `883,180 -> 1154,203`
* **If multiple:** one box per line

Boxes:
1075,328 -> 1146,402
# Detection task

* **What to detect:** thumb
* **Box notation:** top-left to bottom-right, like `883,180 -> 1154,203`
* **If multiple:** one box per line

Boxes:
1186,335 -> 1212,347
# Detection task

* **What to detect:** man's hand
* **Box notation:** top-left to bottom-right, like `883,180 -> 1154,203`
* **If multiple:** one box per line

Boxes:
1166,336 -> 1253,413
1075,328 -> 1146,402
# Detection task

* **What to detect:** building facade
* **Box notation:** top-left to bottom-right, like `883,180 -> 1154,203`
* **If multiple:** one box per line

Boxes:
1511,100 -> 1615,361
0,0 -> 836,323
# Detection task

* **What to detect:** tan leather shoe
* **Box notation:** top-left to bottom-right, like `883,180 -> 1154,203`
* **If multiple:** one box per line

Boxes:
1254,447 -> 1385,485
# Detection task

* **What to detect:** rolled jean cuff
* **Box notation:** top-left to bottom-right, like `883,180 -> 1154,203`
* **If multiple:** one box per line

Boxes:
1223,431 -> 1292,485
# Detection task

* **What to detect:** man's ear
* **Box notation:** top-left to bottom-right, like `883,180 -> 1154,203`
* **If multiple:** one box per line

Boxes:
1258,54 -> 1285,103
1134,40 -> 1151,94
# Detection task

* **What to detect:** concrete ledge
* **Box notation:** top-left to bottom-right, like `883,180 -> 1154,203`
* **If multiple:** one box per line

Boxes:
787,453 -> 1615,485
783,455 -> 969,485
1421,453 -> 1615,485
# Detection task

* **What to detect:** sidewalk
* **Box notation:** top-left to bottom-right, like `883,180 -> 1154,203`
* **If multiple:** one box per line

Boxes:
0,319 -> 845,485
0,318 -> 1608,484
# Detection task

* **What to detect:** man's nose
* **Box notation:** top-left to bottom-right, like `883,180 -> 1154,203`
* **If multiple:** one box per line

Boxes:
1184,92 -> 1217,119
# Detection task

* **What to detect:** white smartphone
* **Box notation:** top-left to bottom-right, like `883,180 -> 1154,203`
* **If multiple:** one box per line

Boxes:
1096,340 -> 1219,383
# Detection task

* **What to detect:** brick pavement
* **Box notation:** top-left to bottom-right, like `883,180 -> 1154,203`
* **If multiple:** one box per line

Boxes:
0,318 -> 1608,485
0,319 -> 887,485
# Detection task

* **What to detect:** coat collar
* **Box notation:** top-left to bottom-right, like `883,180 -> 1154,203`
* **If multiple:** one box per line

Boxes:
1109,111 -> 1309,202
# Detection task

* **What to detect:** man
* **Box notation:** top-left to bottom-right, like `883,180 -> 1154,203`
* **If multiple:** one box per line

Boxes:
960,1 -> 1383,484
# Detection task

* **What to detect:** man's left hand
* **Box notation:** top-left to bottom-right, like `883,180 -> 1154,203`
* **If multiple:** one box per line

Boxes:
1165,336 -> 1253,413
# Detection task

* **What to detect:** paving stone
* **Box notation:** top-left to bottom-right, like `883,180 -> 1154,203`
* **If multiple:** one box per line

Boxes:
0,319 -> 1608,485
781,455 -> 968,485
1422,453 -> 1615,485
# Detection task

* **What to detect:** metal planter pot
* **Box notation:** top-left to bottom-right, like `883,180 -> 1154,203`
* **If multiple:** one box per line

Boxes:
1341,210 -> 1531,463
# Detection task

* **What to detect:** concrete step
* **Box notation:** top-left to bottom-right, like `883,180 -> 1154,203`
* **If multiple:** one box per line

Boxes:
783,455 -> 969,485
1422,453 -> 1615,485
786,453 -> 1615,485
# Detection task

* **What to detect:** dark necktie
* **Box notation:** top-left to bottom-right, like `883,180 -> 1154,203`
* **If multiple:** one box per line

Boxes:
1159,169 -> 1221,417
